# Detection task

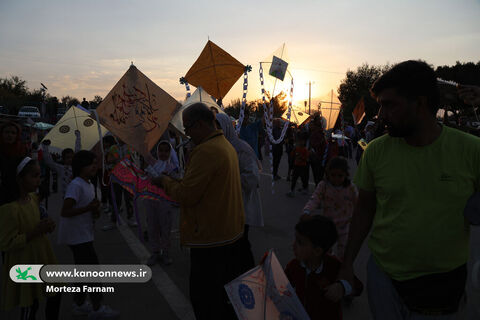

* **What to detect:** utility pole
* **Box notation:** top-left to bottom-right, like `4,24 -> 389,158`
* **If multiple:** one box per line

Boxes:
307,81 -> 315,114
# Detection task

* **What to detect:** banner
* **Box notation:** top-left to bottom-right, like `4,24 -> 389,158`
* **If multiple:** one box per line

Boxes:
96,65 -> 180,157
225,250 -> 310,320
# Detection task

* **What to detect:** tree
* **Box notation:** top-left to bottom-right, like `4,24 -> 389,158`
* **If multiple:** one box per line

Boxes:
435,61 -> 480,118
0,76 -> 30,114
436,61 -> 480,87
89,95 -> 103,109
337,63 -> 391,124
61,95 -> 80,108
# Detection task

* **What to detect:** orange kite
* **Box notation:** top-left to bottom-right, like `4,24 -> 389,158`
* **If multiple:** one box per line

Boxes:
184,40 -> 245,100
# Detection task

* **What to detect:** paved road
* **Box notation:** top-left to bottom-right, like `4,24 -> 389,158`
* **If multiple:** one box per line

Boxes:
1,154 -> 479,319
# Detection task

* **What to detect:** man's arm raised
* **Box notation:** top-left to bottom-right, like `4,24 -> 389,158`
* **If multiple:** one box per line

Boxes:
339,188 -> 376,286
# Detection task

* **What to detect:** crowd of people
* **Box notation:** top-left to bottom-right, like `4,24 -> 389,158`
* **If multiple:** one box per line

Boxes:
0,60 -> 480,320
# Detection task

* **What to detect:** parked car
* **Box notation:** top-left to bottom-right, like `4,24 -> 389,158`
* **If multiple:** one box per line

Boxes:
18,106 -> 41,119
0,106 -> 8,115
56,107 -> 66,120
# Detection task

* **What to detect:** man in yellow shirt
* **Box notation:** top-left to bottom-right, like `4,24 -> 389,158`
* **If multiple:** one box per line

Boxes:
155,103 -> 247,320
340,60 -> 480,319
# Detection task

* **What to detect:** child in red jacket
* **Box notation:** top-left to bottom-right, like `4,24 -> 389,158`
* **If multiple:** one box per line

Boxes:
285,215 -> 361,320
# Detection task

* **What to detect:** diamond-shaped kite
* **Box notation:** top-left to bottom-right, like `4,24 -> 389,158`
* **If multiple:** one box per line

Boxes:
95,65 -> 181,157
170,87 -> 226,136
42,105 -> 108,153
184,40 -> 245,100
225,250 -> 310,320
269,56 -> 289,81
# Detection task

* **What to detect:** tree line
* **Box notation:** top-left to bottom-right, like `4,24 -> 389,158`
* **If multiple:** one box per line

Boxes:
0,76 -> 103,119
2,60 -> 478,124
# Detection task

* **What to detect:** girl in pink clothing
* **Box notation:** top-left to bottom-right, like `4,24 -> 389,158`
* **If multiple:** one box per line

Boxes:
303,157 -> 357,260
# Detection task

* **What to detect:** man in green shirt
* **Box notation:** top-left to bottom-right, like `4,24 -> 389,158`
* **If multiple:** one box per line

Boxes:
340,60 -> 480,319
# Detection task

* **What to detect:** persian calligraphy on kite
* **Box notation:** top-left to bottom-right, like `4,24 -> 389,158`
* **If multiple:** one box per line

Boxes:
96,65 -> 181,157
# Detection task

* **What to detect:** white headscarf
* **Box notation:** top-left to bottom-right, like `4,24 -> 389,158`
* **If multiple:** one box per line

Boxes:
216,113 -> 257,159
146,140 -> 180,177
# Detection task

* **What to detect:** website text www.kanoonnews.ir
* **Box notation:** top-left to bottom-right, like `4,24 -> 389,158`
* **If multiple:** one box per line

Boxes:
9,264 -> 152,293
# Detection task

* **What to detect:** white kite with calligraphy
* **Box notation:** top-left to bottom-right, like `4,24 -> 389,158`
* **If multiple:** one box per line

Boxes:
96,65 -> 181,157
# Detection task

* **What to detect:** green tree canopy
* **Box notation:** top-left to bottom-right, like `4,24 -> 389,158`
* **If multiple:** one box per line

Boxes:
337,63 -> 390,125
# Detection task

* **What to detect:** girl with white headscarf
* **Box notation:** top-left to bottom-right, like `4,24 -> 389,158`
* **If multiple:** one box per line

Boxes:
216,113 -> 264,268
144,141 -> 180,266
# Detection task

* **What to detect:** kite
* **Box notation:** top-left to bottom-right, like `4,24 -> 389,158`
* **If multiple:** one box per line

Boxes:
318,90 -> 342,130
282,108 -> 310,126
269,56 -> 289,82
170,87 -> 226,136
225,250 -> 310,320
95,65 -> 181,157
352,97 -> 366,125
110,158 -> 174,203
183,40 -> 245,100
41,105 -> 108,153
357,138 -> 368,151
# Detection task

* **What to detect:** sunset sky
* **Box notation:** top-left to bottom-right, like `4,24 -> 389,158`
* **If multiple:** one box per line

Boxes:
1,0 -> 479,107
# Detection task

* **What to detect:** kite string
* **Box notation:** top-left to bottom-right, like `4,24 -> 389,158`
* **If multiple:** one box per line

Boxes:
93,110 -> 106,187
235,69 -> 249,134
259,63 -> 293,145
259,63 -> 293,193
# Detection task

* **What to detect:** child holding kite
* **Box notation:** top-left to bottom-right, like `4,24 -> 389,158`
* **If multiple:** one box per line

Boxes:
303,157 -> 357,260
144,141 -> 180,266
0,157 -> 61,319
58,150 -> 119,319
285,215 -> 361,320
41,130 -> 81,197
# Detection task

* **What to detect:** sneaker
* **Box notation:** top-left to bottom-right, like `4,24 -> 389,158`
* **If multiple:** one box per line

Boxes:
146,253 -> 160,266
102,223 -> 117,231
127,217 -> 138,227
72,301 -> 93,316
286,191 -> 295,198
88,305 -> 119,320
160,250 -> 172,266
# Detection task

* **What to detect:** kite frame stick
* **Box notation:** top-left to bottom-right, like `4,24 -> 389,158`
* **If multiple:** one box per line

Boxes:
207,41 -> 222,99
72,105 -> 80,131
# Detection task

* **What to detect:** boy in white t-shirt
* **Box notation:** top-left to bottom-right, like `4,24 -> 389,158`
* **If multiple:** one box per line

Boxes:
58,150 -> 119,319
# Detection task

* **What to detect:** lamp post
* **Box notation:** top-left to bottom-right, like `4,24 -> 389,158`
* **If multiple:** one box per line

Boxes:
40,83 -> 48,120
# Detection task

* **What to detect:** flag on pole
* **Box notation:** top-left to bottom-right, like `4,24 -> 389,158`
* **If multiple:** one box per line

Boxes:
352,97 -> 366,125
95,65 -> 181,157
225,250 -> 310,320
